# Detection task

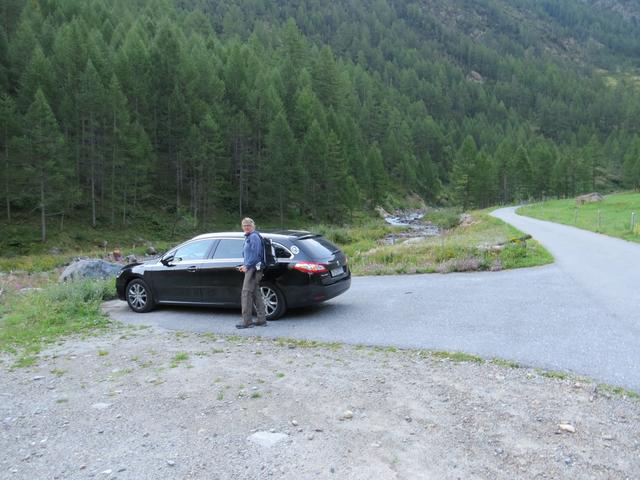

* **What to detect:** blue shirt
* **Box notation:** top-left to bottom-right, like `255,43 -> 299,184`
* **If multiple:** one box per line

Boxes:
243,231 -> 263,269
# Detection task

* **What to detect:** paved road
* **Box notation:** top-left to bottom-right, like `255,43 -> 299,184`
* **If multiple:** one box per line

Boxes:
106,207 -> 640,391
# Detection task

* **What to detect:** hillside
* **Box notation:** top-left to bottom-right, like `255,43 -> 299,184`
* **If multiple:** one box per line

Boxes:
1,0 -> 640,249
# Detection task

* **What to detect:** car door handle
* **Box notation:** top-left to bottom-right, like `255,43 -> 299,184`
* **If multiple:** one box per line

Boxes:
187,266 -> 198,273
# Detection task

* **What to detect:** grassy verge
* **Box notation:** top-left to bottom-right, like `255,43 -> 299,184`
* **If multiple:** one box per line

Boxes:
518,192 -> 640,243
323,209 -> 552,276
0,279 -> 116,362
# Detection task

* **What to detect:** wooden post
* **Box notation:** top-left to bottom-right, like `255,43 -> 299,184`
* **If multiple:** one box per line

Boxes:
574,208 -> 578,225
597,210 -> 601,231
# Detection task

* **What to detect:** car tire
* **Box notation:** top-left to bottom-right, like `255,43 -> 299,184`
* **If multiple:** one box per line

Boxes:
259,282 -> 286,320
126,278 -> 155,313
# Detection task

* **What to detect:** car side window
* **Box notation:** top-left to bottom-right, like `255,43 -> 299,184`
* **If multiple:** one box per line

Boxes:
213,239 -> 244,259
273,242 -> 293,259
173,240 -> 215,262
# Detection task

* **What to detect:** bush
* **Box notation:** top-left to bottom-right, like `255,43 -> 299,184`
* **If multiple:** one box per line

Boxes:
425,209 -> 461,230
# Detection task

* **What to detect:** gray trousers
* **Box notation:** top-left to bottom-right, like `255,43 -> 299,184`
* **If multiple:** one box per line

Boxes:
241,268 -> 266,325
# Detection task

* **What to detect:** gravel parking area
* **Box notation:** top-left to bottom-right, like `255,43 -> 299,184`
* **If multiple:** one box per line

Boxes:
1,325 -> 639,479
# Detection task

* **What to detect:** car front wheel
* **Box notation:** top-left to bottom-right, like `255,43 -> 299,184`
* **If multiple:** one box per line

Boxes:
260,282 -> 286,320
126,279 -> 155,313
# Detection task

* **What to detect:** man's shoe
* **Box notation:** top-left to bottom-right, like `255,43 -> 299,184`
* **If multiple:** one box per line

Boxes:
235,323 -> 252,329
253,321 -> 267,327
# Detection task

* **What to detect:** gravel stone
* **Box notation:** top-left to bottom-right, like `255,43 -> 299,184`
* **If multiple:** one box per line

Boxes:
1,326 -> 638,479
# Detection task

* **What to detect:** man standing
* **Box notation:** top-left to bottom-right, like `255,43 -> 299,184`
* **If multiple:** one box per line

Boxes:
237,217 -> 267,329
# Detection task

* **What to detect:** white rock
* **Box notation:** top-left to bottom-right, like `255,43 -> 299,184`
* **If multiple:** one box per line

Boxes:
291,420 -> 299,426
167,460 -> 175,467
558,423 -> 576,433
247,431 -> 288,448
340,410 -> 353,420
100,469 -> 112,475
91,403 -> 111,410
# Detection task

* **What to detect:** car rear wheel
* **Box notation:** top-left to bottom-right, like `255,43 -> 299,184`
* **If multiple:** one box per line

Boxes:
260,282 -> 286,320
126,279 -> 155,313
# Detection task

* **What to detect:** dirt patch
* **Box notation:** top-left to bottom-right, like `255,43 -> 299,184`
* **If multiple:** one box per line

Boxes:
1,326 -> 638,479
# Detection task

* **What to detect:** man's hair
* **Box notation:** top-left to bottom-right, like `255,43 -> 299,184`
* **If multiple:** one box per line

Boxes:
241,217 -> 255,227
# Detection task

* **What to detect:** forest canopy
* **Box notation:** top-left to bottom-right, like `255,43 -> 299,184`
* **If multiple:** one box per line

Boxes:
1,0 -> 640,241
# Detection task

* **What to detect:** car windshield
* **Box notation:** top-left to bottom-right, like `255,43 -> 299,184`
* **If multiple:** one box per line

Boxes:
298,236 -> 339,259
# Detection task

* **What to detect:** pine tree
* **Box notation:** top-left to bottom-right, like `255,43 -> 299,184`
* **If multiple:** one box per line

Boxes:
106,74 -> 130,224
23,89 -> 66,242
79,59 -> 106,227
0,94 -> 18,221
366,143 -> 388,204
451,136 -> 477,210
301,120 -> 328,218
17,44 -> 54,112
264,111 -> 297,225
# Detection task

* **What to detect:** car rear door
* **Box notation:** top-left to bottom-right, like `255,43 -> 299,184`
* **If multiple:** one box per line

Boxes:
200,238 -> 245,305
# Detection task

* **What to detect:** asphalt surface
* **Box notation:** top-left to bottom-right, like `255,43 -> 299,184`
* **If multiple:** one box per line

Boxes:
105,207 -> 640,391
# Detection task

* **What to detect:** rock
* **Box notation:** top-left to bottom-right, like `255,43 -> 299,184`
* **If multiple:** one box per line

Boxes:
405,416 -> 412,423
167,460 -> 175,467
340,410 -> 354,420
558,423 -> 576,433
100,470 -> 112,475
91,403 -> 111,410
247,431 -> 288,448
575,192 -> 603,205
467,70 -> 484,83
291,420 -> 299,427
59,259 -> 121,282
146,245 -> 157,255
32,376 -> 45,381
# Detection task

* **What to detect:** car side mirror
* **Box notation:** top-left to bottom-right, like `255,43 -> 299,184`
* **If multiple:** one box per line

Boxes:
161,254 -> 175,266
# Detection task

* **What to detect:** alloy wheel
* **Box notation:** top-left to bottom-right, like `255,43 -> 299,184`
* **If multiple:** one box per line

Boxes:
260,285 -> 278,317
128,282 -> 147,310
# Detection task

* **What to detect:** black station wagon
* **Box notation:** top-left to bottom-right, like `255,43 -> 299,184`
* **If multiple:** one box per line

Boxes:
115,231 -> 351,320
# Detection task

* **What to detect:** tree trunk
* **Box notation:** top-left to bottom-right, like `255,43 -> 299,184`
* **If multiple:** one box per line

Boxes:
111,121 -> 116,225
122,185 -> 127,224
40,176 -> 46,242
4,139 -> 10,222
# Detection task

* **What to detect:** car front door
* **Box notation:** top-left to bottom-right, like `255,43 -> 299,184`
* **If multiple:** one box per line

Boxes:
148,239 -> 216,303
200,238 -> 245,305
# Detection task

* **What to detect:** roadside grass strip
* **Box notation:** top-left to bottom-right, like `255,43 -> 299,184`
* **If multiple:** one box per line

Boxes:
518,191 -> 640,242
0,279 -> 115,362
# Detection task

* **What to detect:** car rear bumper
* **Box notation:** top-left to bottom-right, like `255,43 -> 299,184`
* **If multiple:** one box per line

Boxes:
284,274 -> 351,308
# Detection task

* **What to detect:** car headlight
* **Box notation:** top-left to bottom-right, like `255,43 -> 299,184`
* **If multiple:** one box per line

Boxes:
116,270 -> 124,278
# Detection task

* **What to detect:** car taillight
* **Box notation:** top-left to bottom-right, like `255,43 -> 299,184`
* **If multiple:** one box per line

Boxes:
293,262 -> 328,274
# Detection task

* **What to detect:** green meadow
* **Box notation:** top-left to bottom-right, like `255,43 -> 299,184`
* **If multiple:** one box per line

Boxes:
518,192 -> 640,243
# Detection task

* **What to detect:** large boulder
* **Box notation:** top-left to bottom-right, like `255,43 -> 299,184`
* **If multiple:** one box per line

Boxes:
59,259 -> 122,282
575,192 -> 603,205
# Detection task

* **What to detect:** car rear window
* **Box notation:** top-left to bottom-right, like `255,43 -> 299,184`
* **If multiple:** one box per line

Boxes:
298,236 -> 340,259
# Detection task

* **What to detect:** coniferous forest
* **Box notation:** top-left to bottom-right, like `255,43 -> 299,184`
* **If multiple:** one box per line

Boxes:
2,0 -> 640,242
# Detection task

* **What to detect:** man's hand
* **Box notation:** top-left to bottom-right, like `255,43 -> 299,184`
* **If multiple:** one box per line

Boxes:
238,265 -> 247,273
